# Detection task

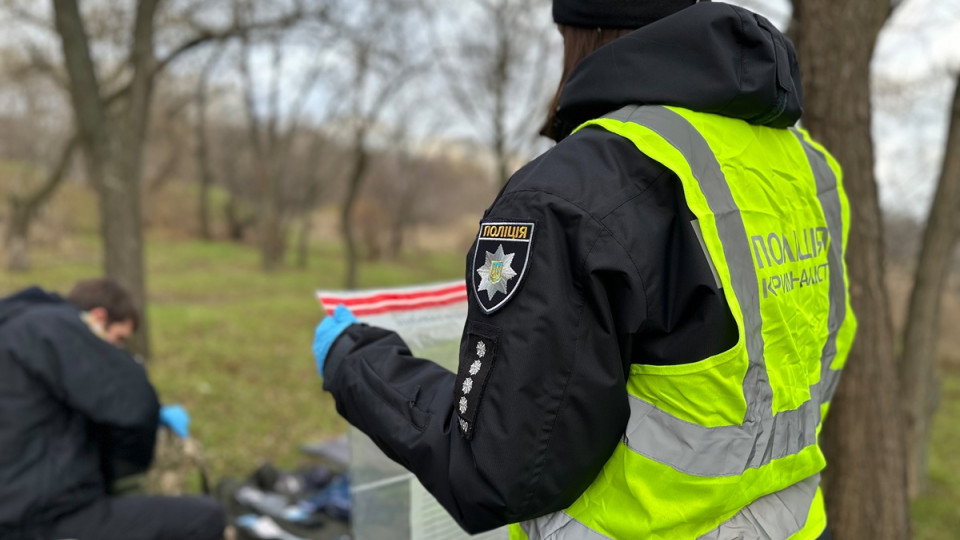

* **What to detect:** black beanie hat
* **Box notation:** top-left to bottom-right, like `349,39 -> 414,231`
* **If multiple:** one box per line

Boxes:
553,0 -> 702,29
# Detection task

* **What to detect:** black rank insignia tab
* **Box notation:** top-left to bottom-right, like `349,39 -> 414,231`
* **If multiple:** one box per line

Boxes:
471,220 -> 535,314
455,322 -> 501,440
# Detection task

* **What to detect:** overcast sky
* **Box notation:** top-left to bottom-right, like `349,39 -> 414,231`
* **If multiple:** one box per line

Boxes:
1,0 -> 956,218
872,0 -> 960,217
433,0 -> 960,219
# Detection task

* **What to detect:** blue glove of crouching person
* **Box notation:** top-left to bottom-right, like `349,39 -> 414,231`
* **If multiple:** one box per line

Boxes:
313,305 -> 358,377
158,404 -> 191,438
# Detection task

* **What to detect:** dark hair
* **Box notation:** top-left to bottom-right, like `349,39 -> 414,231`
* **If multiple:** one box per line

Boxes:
541,24 -> 634,140
67,278 -> 140,330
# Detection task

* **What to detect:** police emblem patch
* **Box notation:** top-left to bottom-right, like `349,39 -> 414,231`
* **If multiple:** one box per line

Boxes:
472,221 -> 535,314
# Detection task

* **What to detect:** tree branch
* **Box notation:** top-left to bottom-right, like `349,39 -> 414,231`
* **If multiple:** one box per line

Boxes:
146,136 -> 185,193
102,4 -> 323,109
13,134 -> 79,219
53,0 -> 108,153
3,0 -> 57,35
266,34 -> 284,156
127,0 -> 162,144
890,0 -> 908,18
239,27 -> 264,159
21,43 -> 70,91
154,5 -> 318,76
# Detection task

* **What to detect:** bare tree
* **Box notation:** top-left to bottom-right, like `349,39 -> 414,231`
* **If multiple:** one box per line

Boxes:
901,73 -> 960,498
380,147 -> 430,260
234,0 -> 335,270
53,0 -> 162,356
4,136 -> 78,271
792,0 -> 911,537
785,0 -> 960,509
435,0 -> 556,186
46,0 -> 320,355
337,0 -> 428,288
0,50 -> 75,271
145,91 -> 193,197
290,129 -> 335,268
237,28 -> 283,270
193,49 -> 225,240
357,113 -> 445,261
215,124 -> 258,242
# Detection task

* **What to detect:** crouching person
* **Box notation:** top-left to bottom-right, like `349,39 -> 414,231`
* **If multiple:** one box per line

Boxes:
0,278 -> 225,540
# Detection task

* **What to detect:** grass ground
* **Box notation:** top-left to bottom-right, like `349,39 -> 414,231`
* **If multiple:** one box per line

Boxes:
0,233 -> 464,488
911,362 -> 960,539
1,232 -> 957,538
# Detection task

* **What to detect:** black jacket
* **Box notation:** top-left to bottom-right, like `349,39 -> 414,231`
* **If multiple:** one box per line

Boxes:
0,288 -> 159,537
323,2 -> 803,533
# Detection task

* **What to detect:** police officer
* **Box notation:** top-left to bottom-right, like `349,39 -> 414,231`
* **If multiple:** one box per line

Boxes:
0,279 -> 225,540
313,2 -> 854,539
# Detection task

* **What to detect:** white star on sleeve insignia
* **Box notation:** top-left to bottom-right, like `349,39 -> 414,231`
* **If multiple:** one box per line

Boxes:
476,341 -> 486,358
458,397 -> 468,414
476,244 -> 518,301
462,377 -> 474,394
469,360 -> 482,376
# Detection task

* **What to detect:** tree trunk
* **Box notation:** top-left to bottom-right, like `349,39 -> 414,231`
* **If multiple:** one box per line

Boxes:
254,168 -> 282,272
901,76 -> 960,499
296,212 -> 312,269
341,128 -> 370,289
387,169 -> 420,261
52,0 -> 308,352
194,52 -> 218,242
239,34 -> 284,272
221,147 -> 248,243
53,0 -> 159,358
223,195 -> 250,242
493,23 -> 511,187
107,0 -> 158,358
276,219 -> 290,264
388,220 -> 405,260
793,1 -> 909,539
5,200 -> 31,272
145,137 -> 183,196
3,136 -> 77,272
260,203 -> 283,270
100,147 -> 150,356
199,157 -> 213,240
494,135 -> 510,187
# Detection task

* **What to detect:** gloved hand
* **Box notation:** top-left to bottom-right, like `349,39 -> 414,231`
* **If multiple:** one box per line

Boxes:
159,404 -> 191,438
313,305 -> 358,377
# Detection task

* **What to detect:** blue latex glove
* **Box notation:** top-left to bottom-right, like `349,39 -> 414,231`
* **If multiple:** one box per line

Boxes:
313,305 -> 358,377
159,404 -> 191,438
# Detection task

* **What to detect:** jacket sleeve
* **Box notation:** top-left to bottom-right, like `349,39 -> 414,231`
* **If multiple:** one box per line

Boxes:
323,188 -> 646,533
38,311 -> 160,480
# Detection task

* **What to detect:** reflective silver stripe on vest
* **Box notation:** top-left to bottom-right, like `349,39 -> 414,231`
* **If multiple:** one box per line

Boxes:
519,477 -> 821,540
790,129 -> 846,406
605,106 -> 848,477
518,109 -> 848,540
624,393 -> 821,477
607,105 -> 772,420
697,474 -> 822,540
520,512 -> 612,540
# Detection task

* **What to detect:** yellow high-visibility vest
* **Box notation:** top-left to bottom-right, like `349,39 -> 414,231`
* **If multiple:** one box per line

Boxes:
511,106 -> 857,540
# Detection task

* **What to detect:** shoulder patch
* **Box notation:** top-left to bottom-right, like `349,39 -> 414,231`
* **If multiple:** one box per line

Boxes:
471,221 -> 535,314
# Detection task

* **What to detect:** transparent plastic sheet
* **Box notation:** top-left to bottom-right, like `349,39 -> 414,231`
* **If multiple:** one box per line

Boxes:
317,282 -> 508,540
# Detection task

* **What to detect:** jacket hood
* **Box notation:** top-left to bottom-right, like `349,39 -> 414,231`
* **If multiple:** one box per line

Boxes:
0,287 -> 67,327
552,2 -> 803,140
